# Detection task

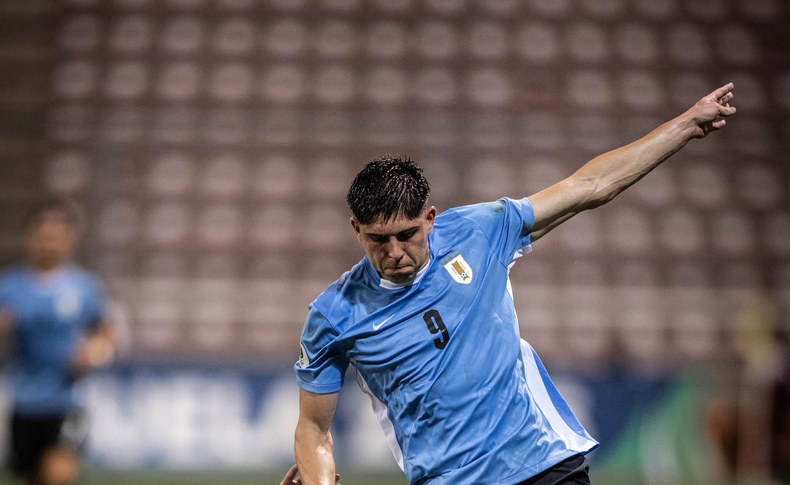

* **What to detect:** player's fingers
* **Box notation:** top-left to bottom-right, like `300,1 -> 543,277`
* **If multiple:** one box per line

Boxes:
709,82 -> 734,100
717,103 -> 736,116
719,92 -> 734,104
711,119 -> 726,130
335,473 -> 341,481
281,464 -> 299,484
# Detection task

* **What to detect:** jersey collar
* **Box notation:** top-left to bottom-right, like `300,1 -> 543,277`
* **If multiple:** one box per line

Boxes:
377,256 -> 431,290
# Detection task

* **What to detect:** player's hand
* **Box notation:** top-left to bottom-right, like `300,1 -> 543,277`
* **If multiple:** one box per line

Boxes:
70,335 -> 115,376
279,464 -> 341,485
681,82 -> 736,139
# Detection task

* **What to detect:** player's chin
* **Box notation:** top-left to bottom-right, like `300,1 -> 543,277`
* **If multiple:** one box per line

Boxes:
384,266 -> 415,281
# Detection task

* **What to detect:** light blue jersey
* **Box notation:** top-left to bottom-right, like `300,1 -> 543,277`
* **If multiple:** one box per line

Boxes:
0,265 -> 107,416
296,198 -> 597,485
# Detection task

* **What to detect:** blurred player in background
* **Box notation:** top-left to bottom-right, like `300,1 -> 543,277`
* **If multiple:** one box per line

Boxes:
287,84 -> 736,485
0,199 -> 117,485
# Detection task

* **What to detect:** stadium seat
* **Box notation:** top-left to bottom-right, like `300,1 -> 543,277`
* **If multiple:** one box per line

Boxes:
468,159 -> 514,200
156,62 -> 202,101
143,203 -> 192,247
711,210 -> 756,255
634,0 -> 676,19
616,23 -> 658,63
366,67 -> 407,105
658,209 -> 705,255
667,25 -> 711,66
365,22 -> 407,59
607,207 -> 654,254
414,68 -> 458,106
147,153 -> 196,196
315,21 -> 357,58
515,22 -> 560,62
49,105 -> 91,142
161,17 -> 205,54
529,0 -> 572,18
314,66 -> 357,105
59,15 -> 101,53
45,151 -> 90,194
307,156 -> 352,198
98,202 -> 141,247
253,155 -> 300,199
212,18 -> 256,55
196,204 -> 243,248
109,16 -> 153,53
735,163 -> 782,208
208,64 -> 254,102
764,212 -> 790,255
265,19 -> 307,57
467,22 -> 508,60
566,22 -> 609,62
201,153 -> 247,198
680,161 -> 728,208
54,61 -> 97,99
249,205 -> 296,248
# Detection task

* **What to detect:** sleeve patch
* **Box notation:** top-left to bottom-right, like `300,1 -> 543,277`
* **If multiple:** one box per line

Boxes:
298,342 -> 310,368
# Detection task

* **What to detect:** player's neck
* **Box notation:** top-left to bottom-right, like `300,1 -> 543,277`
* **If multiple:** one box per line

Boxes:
30,261 -> 69,279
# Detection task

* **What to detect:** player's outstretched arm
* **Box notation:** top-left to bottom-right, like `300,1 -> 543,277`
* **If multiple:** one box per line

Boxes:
71,321 -> 118,375
527,83 -> 736,243
294,389 -> 340,485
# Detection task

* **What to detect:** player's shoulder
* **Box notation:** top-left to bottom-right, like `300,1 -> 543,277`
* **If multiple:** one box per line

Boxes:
311,258 -> 379,329
435,199 -> 509,234
443,198 -> 526,219
0,264 -> 28,286
310,260 -> 369,325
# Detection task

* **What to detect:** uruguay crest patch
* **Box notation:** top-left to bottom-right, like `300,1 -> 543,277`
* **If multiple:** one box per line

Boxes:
442,251 -> 473,285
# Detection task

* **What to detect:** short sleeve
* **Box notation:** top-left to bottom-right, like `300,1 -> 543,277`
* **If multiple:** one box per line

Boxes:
294,304 -> 350,395
452,197 -> 535,263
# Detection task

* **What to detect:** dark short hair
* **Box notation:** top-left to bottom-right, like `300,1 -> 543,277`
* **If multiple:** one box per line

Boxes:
347,155 -> 430,225
25,197 -> 84,232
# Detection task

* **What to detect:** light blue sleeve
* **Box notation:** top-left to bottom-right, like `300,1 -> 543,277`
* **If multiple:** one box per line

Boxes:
451,197 -> 535,263
294,304 -> 349,395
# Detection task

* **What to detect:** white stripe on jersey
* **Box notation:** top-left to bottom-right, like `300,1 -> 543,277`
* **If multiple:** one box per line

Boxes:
519,339 -> 598,452
355,369 -> 405,471
509,245 -> 595,453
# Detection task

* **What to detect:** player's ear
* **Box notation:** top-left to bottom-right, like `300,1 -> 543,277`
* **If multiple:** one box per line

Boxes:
350,217 -> 362,240
425,206 -> 437,234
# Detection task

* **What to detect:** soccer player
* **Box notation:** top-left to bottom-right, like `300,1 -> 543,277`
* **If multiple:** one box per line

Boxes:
288,84 -> 736,485
0,199 -> 117,485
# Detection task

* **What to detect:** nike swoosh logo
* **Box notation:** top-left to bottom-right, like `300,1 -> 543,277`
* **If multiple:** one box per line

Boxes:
372,315 -> 395,331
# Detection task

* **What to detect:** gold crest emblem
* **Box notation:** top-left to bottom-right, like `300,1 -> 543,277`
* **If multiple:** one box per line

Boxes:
442,251 -> 473,285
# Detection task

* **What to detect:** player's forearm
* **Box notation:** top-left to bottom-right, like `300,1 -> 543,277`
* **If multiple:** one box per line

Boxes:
570,114 -> 693,209
294,423 -> 336,485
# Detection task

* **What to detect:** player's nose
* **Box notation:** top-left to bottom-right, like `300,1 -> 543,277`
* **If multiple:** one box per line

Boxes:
387,241 -> 405,260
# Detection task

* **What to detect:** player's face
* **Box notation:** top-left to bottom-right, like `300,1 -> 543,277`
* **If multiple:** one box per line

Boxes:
27,213 -> 79,272
351,207 -> 437,284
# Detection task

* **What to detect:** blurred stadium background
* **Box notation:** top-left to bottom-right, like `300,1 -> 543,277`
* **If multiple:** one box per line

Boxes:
0,0 -> 789,483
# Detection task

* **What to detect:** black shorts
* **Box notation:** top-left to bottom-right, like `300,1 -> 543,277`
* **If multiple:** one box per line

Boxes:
516,454 -> 591,485
9,411 -> 88,477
